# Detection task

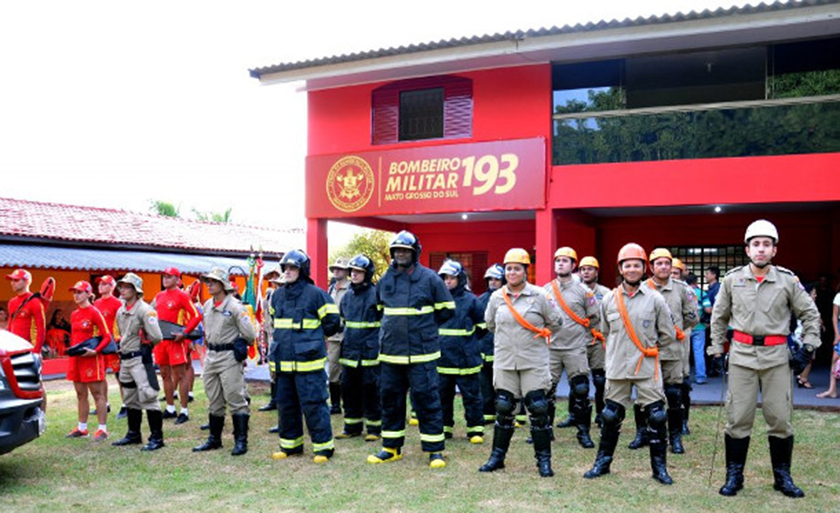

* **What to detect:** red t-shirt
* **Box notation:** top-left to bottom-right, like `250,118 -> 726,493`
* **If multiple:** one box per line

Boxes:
94,295 -> 123,339
70,305 -> 112,352
152,288 -> 202,338
7,292 -> 47,353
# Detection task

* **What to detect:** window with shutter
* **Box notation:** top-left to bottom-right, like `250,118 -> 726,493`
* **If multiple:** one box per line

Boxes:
429,251 -> 488,294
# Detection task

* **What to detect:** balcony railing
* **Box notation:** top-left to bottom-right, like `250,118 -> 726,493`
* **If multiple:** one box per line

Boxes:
552,95 -> 840,165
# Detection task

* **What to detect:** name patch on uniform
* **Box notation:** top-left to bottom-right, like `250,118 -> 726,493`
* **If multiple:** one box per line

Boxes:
643,320 -> 652,329
733,278 -> 747,287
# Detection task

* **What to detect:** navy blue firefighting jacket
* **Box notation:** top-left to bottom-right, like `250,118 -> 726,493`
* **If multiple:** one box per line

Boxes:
339,281 -> 382,368
437,283 -> 486,375
475,289 -> 495,363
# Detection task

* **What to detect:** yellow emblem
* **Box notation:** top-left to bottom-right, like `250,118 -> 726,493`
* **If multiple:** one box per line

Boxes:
326,156 -> 374,213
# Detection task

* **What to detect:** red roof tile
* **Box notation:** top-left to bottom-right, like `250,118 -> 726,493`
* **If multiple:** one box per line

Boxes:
0,197 -> 302,254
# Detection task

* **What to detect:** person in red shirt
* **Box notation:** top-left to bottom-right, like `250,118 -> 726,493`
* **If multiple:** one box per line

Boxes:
94,275 -> 124,418
151,267 -> 203,424
66,281 -> 113,441
6,269 -> 47,354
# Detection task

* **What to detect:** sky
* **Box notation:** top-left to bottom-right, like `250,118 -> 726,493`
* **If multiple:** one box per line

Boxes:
0,0 -> 765,242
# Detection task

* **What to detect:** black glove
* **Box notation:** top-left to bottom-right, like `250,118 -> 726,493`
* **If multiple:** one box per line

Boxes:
791,344 -> 814,376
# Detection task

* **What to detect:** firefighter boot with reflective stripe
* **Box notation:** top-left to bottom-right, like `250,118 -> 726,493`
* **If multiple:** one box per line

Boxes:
719,434 -> 749,497
112,408 -> 143,446
769,435 -> 804,498
192,415 -> 224,452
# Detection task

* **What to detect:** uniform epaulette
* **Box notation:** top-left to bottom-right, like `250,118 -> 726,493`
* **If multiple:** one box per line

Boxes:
775,266 -> 796,277
673,278 -> 688,287
724,266 -> 744,277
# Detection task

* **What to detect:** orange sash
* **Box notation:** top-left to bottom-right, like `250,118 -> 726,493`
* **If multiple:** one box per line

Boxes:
614,286 -> 660,381
502,286 -> 551,344
646,279 -> 686,341
551,280 -> 605,348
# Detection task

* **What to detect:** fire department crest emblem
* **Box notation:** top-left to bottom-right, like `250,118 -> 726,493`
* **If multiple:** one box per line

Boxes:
326,156 -> 375,213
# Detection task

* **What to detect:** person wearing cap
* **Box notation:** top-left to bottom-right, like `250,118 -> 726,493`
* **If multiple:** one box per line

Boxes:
111,273 -> 166,451
258,264 -> 282,416
625,249 -> 697,455
66,281 -> 114,442
670,258 -> 685,281
335,254 -> 382,441
476,264 -> 505,425
709,220 -> 820,498
584,243 -> 676,485
436,259 -> 486,445
327,257 -> 351,415
6,269 -> 47,354
578,257 -> 611,427
192,267 -> 256,456
94,275 -> 124,419
151,267 -> 203,424
268,250 -> 340,463
544,247 -> 599,450
367,231 -> 454,469
479,248 -> 561,477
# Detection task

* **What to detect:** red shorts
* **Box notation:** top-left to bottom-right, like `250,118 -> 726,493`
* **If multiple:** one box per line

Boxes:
153,339 -> 189,367
105,353 -> 121,373
66,354 -> 106,383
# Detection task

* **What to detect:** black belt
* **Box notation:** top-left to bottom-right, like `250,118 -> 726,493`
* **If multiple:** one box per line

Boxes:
209,344 -> 235,352
119,351 -> 143,360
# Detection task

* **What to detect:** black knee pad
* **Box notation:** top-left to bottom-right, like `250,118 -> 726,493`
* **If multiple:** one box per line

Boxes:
523,390 -> 549,417
592,370 -> 606,389
570,374 -> 590,399
494,389 -> 518,416
601,400 -> 625,426
665,383 -> 682,407
646,401 -> 667,428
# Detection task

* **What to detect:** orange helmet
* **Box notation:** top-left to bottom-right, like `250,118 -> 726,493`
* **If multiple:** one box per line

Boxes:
579,256 -> 599,269
503,248 -> 531,266
648,248 -> 673,264
672,258 -> 685,271
553,247 -> 578,262
617,243 -> 647,264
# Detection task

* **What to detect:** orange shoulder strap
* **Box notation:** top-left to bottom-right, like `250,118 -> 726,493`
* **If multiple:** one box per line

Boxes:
502,286 -> 551,342
614,287 -> 660,381
646,279 -> 685,341
552,280 -> 605,347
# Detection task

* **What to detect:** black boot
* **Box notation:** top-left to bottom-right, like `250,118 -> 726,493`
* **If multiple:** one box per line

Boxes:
584,410 -> 622,479
648,420 -> 673,485
719,434 -> 749,496
681,380 -> 691,435
258,381 -> 277,411
627,404 -> 648,450
769,435 -> 804,498
112,408 -> 143,446
668,408 -> 685,454
142,410 -> 165,451
531,422 -> 554,477
231,414 -> 249,456
592,370 -> 606,428
193,414 -> 224,452
555,395 -> 575,428
479,417 -> 515,472
329,383 -> 342,415
575,403 -> 595,449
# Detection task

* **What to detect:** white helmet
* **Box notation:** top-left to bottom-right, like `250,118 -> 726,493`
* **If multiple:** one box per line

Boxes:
744,219 -> 778,244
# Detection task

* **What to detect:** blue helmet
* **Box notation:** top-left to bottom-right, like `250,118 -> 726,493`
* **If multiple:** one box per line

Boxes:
438,259 -> 467,288
484,263 -> 505,285
389,230 -> 421,263
280,249 -> 313,284
348,254 -> 375,283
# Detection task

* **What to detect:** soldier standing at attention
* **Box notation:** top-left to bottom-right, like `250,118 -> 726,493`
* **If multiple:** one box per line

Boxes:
192,268 -> 256,456
710,220 -> 820,498
578,257 -> 610,427
584,244 -> 676,485
111,273 -> 165,451
327,257 -> 351,414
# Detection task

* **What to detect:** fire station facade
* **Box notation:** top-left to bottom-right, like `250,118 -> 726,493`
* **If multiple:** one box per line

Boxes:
252,3 -> 840,320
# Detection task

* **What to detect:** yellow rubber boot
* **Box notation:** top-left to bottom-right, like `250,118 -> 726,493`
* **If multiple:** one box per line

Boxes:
429,452 -> 446,469
367,447 -> 402,464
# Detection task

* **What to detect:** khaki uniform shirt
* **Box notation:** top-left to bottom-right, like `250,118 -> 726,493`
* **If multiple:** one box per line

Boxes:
544,278 -> 599,351
601,284 -> 676,380
486,283 -> 562,371
709,265 -> 821,370
116,300 -> 163,353
327,280 -> 349,343
645,278 -> 699,361
203,294 -> 257,348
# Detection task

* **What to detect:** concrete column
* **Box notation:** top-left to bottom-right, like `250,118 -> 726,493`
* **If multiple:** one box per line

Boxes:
535,208 -> 557,286
306,218 -> 329,289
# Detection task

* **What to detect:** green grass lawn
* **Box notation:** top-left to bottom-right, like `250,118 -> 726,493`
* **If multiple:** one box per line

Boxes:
2,376 -> 838,512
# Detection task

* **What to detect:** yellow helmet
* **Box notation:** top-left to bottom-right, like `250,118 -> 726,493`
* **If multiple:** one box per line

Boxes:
617,243 -> 647,264
579,256 -> 599,269
648,248 -> 673,263
672,258 -> 685,271
553,246 -> 578,262
503,248 -> 531,266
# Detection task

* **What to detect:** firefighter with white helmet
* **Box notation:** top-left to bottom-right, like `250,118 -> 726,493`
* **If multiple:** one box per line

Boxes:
709,219 -> 820,498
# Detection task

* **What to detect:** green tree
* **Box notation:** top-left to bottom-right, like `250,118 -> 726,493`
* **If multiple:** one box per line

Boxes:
193,207 -> 233,223
329,229 -> 393,284
150,200 -> 180,217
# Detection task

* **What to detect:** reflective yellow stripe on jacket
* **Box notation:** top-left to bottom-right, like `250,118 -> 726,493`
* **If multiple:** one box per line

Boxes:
278,357 -> 327,372
379,351 -> 441,365
438,327 -> 475,337
318,303 -> 339,318
437,365 -> 482,375
274,318 -> 321,330
383,306 -> 434,316
339,357 -> 380,368
344,321 -> 381,329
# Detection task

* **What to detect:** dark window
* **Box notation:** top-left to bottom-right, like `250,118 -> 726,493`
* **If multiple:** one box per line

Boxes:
668,246 -> 749,291
769,37 -> 840,98
429,251 -> 488,294
372,76 -> 472,145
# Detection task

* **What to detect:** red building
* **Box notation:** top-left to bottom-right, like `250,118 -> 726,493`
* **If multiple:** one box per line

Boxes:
252,2 -> 840,355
